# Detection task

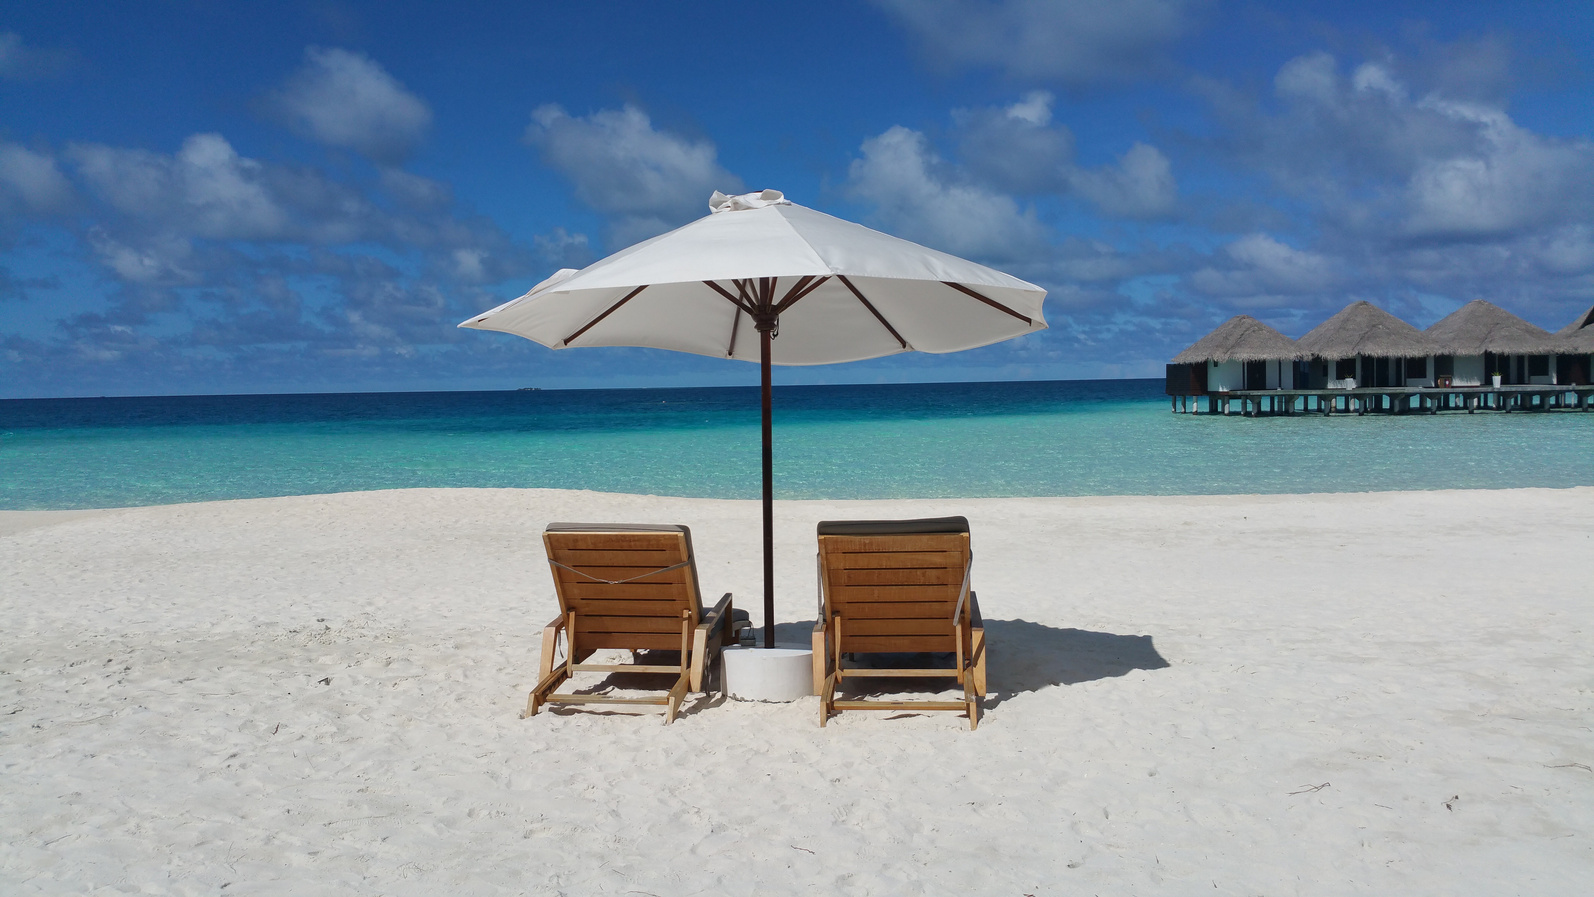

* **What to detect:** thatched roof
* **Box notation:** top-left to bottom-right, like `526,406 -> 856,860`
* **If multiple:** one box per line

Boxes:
1558,305 -> 1594,352
1296,301 -> 1441,359
1170,315 -> 1304,364
1426,300 -> 1561,356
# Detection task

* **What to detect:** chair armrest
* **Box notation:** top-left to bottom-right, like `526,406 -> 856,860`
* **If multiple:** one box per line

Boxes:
965,591 -> 987,697
538,612 -> 569,683
698,592 -> 734,638
690,593 -> 734,693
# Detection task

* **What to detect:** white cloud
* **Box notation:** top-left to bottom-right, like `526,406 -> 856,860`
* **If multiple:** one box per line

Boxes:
1260,52 -> 1480,193
0,142 -> 74,214
71,134 -> 292,241
1531,226 -> 1594,277
1069,143 -> 1178,219
874,0 -> 1193,84
1258,51 -> 1594,237
47,129 -> 549,358
0,32 -> 73,81
846,125 -> 1048,261
1005,91 -> 1054,126
66,133 -> 523,256
85,229 -> 200,287
1190,234 -> 1338,299
1273,51 -> 1338,104
525,104 -> 740,247
1401,99 -> 1594,239
0,124 -> 567,393
533,227 -> 593,269
1351,62 -> 1406,100
953,92 -> 1074,195
270,47 -> 432,163
949,94 -> 1178,218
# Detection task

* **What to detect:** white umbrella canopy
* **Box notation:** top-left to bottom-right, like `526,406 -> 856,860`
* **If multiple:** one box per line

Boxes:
461,190 -> 1047,648
460,190 -> 1047,362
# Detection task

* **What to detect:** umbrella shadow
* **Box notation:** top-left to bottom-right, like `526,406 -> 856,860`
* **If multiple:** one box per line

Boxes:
777,619 -> 1169,711
981,619 -> 1169,709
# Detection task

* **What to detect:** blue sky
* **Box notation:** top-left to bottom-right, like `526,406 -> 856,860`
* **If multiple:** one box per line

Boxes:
1,1 -> 1591,397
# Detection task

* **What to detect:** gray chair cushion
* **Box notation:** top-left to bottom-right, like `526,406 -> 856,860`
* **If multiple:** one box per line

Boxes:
815,516 -> 969,536
545,522 -> 690,534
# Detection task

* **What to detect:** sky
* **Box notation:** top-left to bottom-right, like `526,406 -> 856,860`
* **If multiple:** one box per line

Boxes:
1,1 -> 1591,397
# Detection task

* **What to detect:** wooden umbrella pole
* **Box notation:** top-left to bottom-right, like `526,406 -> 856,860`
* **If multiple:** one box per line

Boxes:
760,325 -> 775,648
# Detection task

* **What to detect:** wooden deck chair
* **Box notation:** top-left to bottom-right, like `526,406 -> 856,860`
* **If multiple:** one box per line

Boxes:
527,523 -> 747,724
812,516 -> 987,729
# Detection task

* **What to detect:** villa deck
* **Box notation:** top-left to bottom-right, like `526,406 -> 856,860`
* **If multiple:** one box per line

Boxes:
1171,385 -> 1594,416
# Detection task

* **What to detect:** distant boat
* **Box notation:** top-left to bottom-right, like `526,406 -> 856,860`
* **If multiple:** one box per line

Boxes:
517,387 -> 541,391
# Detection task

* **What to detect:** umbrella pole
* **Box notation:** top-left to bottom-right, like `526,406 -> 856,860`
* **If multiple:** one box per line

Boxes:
760,327 -> 775,649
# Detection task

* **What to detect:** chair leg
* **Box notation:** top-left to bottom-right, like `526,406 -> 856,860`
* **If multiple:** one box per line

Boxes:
811,622 -> 829,696
689,625 -> 711,693
965,676 -> 980,731
970,626 -> 987,697
664,671 -> 690,725
524,666 -> 569,719
819,672 -> 837,727
534,615 -> 564,701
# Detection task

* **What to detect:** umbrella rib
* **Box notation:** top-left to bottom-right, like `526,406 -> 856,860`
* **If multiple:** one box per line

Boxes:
561,284 -> 649,346
837,275 -> 909,350
727,305 -> 743,358
943,282 -> 1032,325
773,275 -> 813,311
774,275 -> 830,313
704,280 -> 758,315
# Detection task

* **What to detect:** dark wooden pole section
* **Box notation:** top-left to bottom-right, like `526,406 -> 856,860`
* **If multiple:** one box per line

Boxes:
759,325 -> 775,648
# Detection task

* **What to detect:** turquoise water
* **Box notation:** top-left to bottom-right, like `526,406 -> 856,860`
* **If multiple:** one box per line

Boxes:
1,380 -> 1591,509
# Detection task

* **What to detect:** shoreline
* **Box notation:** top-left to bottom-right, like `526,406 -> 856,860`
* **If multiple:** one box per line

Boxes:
4,485 -> 1591,893
3,479 -> 1590,519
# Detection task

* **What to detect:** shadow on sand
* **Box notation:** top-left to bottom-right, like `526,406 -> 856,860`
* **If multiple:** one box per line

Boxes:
980,619 -> 1169,708
777,618 -> 1169,710
540,620 -> 1169,719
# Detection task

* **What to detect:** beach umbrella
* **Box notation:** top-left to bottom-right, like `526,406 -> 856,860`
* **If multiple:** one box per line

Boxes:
460,189 -> 1046,648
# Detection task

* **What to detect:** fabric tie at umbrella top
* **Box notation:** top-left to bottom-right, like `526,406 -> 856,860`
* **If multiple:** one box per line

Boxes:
462,190 -> 1048,647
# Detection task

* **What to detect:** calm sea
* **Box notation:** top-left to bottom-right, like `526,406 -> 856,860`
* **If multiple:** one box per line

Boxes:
2,379 -> 1591,510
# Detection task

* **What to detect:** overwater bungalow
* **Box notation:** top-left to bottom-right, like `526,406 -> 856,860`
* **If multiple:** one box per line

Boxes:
1166,299 -> 1594,415
1165,315 -> 1304,397
1294,300 -> 1440,389
1556,305 -> 1594,385
1425,299 -> 1562,387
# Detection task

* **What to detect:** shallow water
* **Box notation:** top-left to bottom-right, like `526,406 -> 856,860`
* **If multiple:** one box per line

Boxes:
2,379 -> 1591,509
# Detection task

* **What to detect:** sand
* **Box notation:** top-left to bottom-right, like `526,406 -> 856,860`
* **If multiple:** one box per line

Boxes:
2,486 -> 1591,895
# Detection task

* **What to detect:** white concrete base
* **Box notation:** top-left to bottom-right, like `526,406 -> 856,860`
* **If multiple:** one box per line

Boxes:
721,644 -> 814,702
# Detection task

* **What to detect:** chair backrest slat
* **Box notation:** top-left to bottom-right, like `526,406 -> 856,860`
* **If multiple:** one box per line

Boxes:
544,526 -> 701,651
819,528 -> 970,655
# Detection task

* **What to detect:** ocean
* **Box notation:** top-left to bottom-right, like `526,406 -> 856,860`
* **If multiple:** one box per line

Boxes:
2,379 -> 1592,510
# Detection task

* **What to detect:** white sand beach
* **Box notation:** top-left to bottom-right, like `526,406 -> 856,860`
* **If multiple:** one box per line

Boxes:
2,486 -> 1592,895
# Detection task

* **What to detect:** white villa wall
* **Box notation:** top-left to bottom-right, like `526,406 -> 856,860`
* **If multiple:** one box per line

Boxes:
1209,360 -> 1243,392
1453,355 -> 1485,386
1203,359 -> 1298,391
